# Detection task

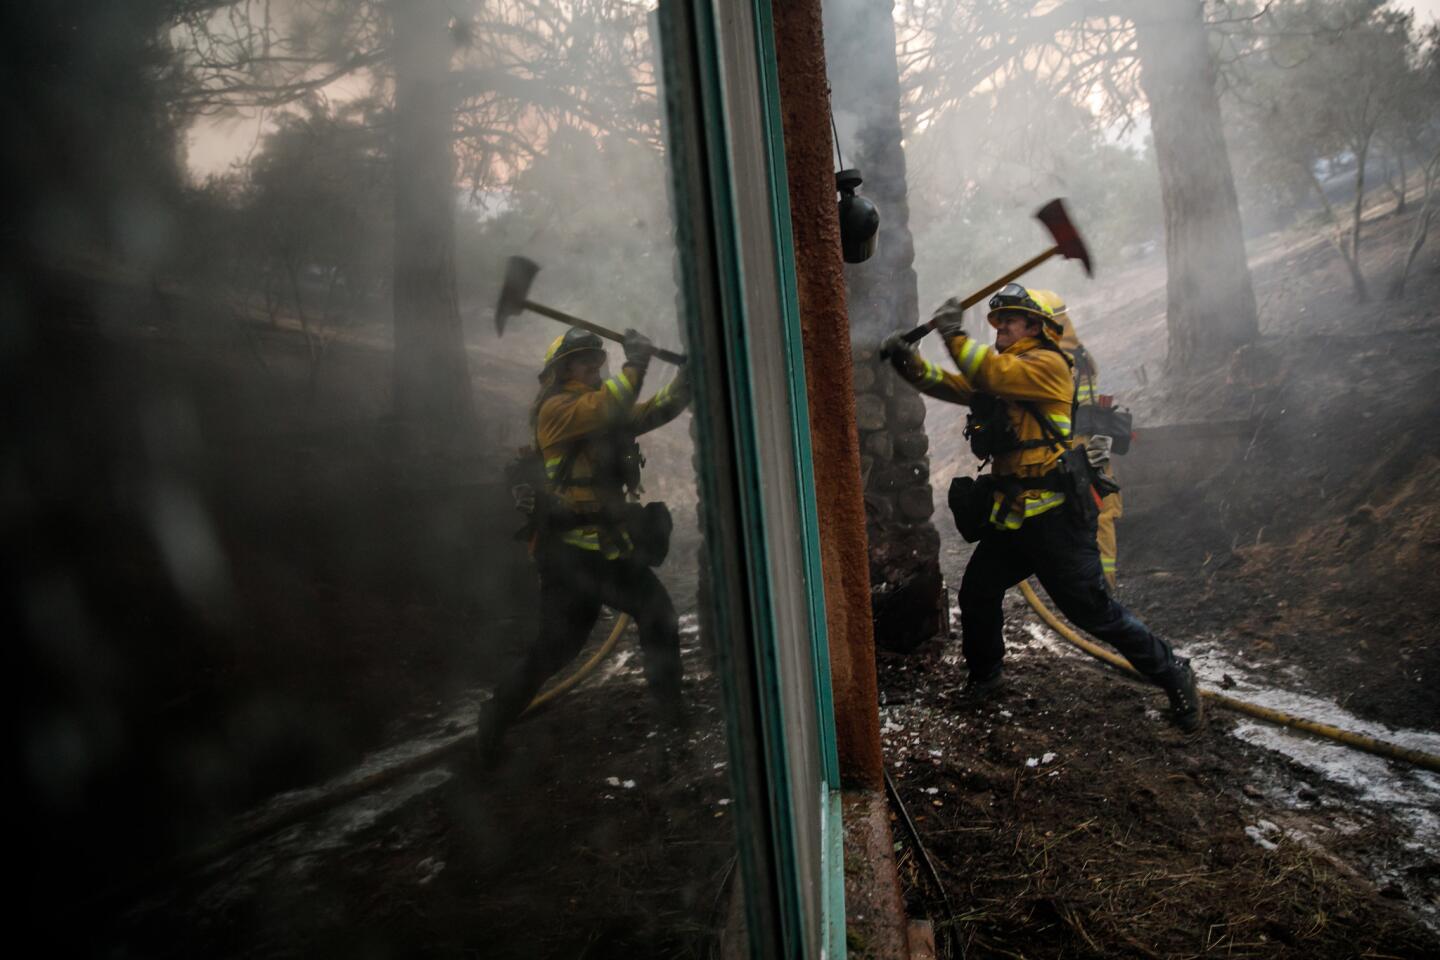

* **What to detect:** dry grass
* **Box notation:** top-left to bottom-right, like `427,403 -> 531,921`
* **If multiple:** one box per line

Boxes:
893,802 -> 1435,959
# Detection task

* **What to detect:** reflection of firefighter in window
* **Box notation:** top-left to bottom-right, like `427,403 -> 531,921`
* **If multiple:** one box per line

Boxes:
1032,290 -> 1122,589
879,285 -> 1201,733
476,327 -> 693,765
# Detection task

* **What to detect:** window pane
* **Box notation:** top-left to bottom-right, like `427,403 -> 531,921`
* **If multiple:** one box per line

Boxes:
11,2 -> 760,955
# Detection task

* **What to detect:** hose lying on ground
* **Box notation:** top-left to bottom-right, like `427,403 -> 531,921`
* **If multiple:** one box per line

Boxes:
1018,580 -> 1440,774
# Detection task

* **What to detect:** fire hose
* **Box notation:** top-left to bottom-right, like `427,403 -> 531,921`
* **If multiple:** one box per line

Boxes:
522,613 -> 630,714
1017,580 -> 1440,774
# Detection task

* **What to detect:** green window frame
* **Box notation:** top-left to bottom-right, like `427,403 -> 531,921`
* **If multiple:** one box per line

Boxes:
657,2 -> 845,956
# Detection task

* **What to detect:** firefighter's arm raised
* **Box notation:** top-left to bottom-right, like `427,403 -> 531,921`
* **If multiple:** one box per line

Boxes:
537,365 -> 645,447
630,365 -> 692,436
946,335 -> 1071,405
880,332 -> 974,406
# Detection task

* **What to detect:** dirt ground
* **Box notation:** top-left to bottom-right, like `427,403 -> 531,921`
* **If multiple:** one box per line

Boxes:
105,604 -> 739,960
881,584 -> 1439,959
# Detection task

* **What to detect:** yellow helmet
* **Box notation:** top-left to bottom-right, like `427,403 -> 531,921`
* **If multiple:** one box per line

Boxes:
1029,288 -> 1066,318
1029,289 -> 1078,350
986,282 -> 1062,337
539,327 -> 606,381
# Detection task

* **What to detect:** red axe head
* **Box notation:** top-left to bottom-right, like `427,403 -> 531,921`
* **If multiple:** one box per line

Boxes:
1035,199 -> 1092,277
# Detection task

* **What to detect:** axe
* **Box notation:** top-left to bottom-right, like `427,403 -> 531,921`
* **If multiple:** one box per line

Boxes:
494,256 -> 687,365
900,198 -> 1092,345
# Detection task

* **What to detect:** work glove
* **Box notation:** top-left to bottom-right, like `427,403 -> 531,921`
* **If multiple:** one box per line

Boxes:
1085,435 -> 1113,470
930,297 -> 966,339
511,482 -> 537,517
622,328 -> 654,370
878,330 -> 914,362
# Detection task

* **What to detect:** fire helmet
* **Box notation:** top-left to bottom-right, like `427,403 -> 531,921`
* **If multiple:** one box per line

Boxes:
1030,289 -> 1080,352
541,327 -> 606,381
986,282 -> 1062,337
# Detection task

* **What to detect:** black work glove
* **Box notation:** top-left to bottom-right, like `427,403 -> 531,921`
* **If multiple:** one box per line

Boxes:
931,297 -> 966,339
622,328 -> 654,370
879,330 -> 913,363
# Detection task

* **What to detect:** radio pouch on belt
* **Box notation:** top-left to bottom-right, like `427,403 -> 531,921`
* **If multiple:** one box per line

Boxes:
948,474 -> 996,544
1074,404 -> 1135,455
625,501 -> 673,566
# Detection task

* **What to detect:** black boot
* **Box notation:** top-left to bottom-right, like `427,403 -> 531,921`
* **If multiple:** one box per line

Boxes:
473,702 -> 506,770
1162,660 -> 1204,734
959,664 -> 1007,704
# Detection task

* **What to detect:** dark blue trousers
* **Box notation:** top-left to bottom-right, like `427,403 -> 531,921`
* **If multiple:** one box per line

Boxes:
958,505 -> 1181,685
486,543 -> 682,733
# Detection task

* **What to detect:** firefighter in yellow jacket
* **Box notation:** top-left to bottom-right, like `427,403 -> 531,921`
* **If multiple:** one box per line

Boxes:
1033,290 -> 1122,588
879,284 -> 1201,732
476,327 -> 693,764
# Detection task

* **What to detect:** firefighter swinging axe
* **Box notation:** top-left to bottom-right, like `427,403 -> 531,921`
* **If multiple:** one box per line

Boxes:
494,255 -> 687,365
902,198 -> 1093,345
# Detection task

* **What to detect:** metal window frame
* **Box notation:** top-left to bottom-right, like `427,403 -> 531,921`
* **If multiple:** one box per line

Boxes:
657,2 -> 845,957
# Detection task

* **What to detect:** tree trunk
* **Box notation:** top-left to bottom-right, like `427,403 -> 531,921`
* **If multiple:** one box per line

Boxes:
1385,151 -> 1407,214
391,0 -> 474,449
1133,0 -> 1258,372
1306,165 -> 1370,301
824,0 -> 943,654
1387,146 -> 1440,299
1349,141 -> 1370,301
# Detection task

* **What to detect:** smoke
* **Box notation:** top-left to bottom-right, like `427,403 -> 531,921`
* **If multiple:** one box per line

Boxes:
11,3 -> 710,948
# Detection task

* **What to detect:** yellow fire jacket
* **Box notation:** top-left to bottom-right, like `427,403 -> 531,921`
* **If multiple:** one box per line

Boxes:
536,365 -> 691,555
893,334 -> 1074,529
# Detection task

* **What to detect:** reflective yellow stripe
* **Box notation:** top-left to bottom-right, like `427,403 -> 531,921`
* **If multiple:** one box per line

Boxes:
562,528 -> 603,550
988,491 -> 1066,529
1046,413 -> 1072,438
544,456 -> 565,479
1101,557 -> 1117,571
1022,492 -> 1065,515
958,339 -> 989,379
561,525 -> 631,559
604,371 -> 635,403
921,359 -> 945,387
1076,384 -> 1097,402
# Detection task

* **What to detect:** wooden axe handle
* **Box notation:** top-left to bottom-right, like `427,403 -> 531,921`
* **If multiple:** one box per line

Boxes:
901,244 -> 1061,345
526,300 -> 687,365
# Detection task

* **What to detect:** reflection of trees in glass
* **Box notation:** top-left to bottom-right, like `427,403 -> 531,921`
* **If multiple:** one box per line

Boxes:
170,0 -> 661,448
5,1 -> 189,262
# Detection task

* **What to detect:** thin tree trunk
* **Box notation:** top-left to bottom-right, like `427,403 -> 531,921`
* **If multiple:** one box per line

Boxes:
1306,165 -> 1370,301
391,0 -> 474,450
1389,152 -> 1407,214
283,254 -> 309,339
1349,141 -> 1370,301
1133,0 -> 1258,373
1388,146 -> 1440,299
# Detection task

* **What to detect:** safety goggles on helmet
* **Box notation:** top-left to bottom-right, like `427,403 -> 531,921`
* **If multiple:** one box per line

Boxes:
986,282 -> 1062,335
987,283 -> 1045,316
